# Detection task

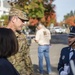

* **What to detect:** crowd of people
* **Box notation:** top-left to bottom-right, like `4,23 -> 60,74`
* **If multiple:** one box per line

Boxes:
0,7 -> 75,75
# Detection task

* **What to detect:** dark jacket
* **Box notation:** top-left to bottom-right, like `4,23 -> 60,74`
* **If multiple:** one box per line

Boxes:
0,58 -> 20,75
57,46 -> 74,75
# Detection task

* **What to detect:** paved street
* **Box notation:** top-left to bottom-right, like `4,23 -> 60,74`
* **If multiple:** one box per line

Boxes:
30,39 -> 68,75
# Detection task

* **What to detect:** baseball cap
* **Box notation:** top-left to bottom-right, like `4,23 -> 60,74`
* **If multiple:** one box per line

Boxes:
68,26 -> 75,37
9,8 -> 29,21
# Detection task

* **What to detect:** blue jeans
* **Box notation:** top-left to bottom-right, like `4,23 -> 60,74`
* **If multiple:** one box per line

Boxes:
38,45 -> 51,74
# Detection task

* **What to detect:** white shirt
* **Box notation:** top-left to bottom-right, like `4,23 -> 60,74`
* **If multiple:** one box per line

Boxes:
69,48 -> 75,60
35,27 -> 51,45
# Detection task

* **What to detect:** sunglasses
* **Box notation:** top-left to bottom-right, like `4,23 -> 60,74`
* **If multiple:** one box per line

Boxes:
18,18 -> 25,22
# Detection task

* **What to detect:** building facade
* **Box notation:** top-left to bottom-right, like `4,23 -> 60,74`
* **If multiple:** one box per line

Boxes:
0,0 -> 11,17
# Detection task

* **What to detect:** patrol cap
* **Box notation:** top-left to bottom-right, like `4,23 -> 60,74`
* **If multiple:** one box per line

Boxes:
68,26 -> 75,37
9,8 -> 29,21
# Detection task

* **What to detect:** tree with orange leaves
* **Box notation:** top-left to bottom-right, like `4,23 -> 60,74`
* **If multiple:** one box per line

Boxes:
64,10 -> 75,26
65,16 -> 75,26
41,0 -> 56,26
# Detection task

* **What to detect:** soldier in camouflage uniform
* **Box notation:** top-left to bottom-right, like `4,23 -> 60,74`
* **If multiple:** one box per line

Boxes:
7,8 -> 34,75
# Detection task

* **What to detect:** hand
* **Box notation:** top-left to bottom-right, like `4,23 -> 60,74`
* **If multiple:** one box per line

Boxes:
60,71 -> 68,75
33,38 -> 38,43
34,38 -> 36,42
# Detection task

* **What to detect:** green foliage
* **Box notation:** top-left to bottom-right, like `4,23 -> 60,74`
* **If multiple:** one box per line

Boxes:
9,0 -> 55,24
28,1 -> 45,18
0,15 -> 9,26
0,15 -> 8,20
11,0 -> 45,18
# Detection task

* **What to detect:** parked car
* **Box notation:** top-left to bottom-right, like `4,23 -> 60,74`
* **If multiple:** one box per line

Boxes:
54,27 -> 66,33
50,26 -> 66,34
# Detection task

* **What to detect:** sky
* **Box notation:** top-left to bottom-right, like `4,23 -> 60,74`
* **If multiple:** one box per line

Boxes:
53,0 -> 75,22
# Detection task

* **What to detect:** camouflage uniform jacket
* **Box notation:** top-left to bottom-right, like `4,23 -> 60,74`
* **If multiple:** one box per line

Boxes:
8,31 -> 34,75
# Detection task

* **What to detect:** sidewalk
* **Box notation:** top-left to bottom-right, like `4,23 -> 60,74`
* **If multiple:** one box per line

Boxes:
30,41 -> 67,75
